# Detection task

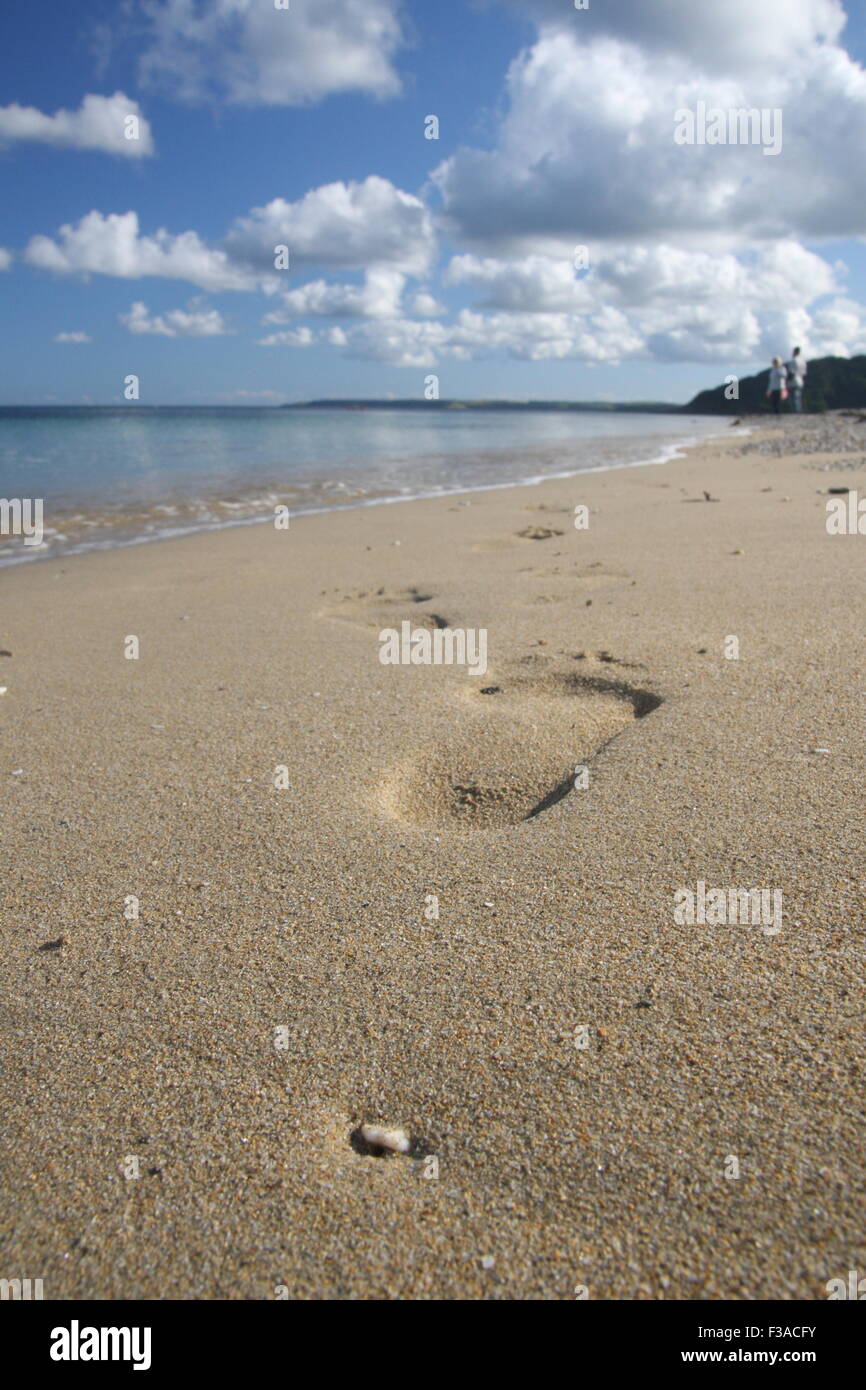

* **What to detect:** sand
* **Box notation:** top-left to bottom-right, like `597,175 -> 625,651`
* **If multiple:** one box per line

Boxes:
0,419 -> 864,1300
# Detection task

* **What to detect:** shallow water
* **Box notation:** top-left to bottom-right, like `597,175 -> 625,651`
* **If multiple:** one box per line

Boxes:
0,406 -> 727,565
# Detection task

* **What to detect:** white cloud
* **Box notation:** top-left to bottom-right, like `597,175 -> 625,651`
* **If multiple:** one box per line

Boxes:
26,211 -> 256,292
263,268 -> 406,321
54,331 -> 92,343
257,326 -> 316,347
593,242 -> 838,310
498,1 -> 847,71
138,0 -> 404,106
334,318 -> 451,368
422,4 -> 866,369
0,93 -> 154,157
331,238 -> 854,367
433,7 -> 866,249
445,254 -> 596,312
24,178 -> 435,301
120,300 -> 231,336
19,1 -> 865,380
411,291 -> 446,317
0,248 -> 11,270
447,305 -> 645,364
438,241 -> 843,363
807,297 -> 866,356
226,177 -> 436,276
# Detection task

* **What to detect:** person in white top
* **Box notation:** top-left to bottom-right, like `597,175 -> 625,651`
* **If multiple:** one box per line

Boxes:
767,356 -> 787,415
785,347 -> 807,413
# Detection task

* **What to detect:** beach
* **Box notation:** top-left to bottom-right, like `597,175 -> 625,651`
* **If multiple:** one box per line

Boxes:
1,417 -> 864,1300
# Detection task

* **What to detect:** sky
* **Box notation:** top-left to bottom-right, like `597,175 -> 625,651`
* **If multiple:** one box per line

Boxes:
1,0 -> 866,405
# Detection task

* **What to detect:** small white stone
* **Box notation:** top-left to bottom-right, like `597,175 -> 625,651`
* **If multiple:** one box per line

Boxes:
481,1255 -> 496,1271
359,1124 -> 411,1155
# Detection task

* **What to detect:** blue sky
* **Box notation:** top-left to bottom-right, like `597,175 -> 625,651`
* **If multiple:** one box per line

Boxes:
1,0 -> 865,404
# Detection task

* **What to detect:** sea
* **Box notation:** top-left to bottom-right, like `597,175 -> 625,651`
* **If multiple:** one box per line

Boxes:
0,406 -> 730,566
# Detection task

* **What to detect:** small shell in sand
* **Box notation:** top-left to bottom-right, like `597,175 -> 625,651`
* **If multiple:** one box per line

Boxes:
359,1124 -> 411,1155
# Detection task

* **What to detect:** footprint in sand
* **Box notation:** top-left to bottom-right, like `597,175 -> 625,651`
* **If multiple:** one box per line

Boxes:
574,650 -> 643,671
377,658 -> 662,830
515,525 -> 565,541
318,585 -> 454,632
514,570 -> 633,608
472,526 -> 566,553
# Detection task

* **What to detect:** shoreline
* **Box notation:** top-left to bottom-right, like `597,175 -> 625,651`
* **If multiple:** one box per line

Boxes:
0,418 -> 740,570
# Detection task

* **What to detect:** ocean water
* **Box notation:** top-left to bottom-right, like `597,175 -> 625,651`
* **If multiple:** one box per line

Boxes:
0,406 -> 728,565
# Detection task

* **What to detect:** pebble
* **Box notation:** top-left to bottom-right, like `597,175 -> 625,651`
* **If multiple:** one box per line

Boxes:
733,413 -> 866,466
359,1124 -> 411,1155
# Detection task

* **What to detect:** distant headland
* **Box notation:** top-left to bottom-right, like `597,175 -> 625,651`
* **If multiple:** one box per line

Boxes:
282,356 -> 866,415
280,399 -> 679,413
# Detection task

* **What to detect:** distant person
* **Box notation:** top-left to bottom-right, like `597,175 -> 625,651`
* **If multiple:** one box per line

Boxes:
767,356 -> 787,415
785,347 -> 807,412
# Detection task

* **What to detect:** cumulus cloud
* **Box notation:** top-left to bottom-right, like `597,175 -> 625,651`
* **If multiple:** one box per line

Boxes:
138,0 -> 404,106
26,211 -> 257,292
24,176 -> 434,306
0,248 -> 11,270
411,290 -> 445,317
263,268 -> 406,321
54,331 -> 92,343
445,253 -> 597,312
120,300 -> 231,336
226,177 -> 436,276
448,305 -> 645,363
422,4 -> 866,369
497,0 -> 847,71
257,326 -> 316,347
806,297 -> 866,355
439,241 -> 843,361
333,318 -> 451,368
329,306 -> 643,367
0,93 -> 154,157
433,4 -> 866,249
332,239 -> 854,367
24,177 -> 435,311
19,2 -> 865,377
